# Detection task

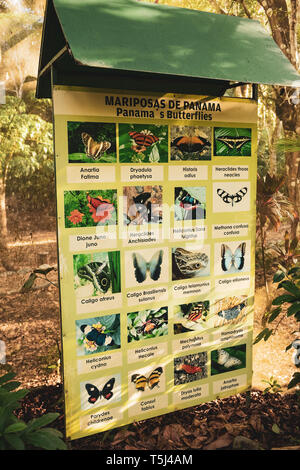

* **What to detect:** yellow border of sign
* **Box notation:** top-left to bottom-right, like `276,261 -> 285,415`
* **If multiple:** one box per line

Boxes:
52,86 -> 257,440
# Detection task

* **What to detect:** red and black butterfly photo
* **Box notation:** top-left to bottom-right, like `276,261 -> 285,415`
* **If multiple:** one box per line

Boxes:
171,125 -> 212,161
81,374 -> 121,410
119,124 -> 168,163
64,190 -> 117,228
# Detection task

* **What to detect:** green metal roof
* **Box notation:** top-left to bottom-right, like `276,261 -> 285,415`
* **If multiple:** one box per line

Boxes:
37,0 -> 300,97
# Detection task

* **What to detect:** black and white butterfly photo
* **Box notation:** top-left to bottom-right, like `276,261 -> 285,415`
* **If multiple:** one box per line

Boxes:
211,345 -> 246,375
213,182 -> 250,213
214,241 -> 250,275
123,185 -> 163,225
80,374 -> 121,410
125,247 -> 168,288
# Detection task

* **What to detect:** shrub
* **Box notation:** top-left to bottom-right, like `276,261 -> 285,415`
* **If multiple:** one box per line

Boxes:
0,371 -> 67,450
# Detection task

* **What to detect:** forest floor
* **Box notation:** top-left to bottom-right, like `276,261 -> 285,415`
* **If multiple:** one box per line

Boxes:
0,214 -> 300,450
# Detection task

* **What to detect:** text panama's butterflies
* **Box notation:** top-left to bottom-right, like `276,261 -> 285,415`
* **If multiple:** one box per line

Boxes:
132,250 -> 163,283
81,132 -> 111,160
221,242 -> 246,272
131,367 -> 163,391
217,350 -> 242,368
85,378 -> 115,404
217,187 -> 248,206
216,136 -> 251,151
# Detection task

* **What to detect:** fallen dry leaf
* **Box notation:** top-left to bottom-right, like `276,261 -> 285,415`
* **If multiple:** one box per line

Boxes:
203,432 -> 233,450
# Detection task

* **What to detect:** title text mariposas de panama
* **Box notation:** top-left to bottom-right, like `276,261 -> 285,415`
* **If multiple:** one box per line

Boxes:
105,95 -> 222,120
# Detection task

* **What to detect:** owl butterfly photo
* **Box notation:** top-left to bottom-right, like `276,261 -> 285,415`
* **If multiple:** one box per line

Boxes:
77,261 -> 111,293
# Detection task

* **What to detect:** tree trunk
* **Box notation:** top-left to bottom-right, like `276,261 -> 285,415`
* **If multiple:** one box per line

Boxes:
0,177 -> 13,271
269,116 -> 281,176
0,177 -> 8,245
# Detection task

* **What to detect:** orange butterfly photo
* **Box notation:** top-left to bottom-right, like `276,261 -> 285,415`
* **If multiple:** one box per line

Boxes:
119,123 -> 168,163
170,125 -> 212,160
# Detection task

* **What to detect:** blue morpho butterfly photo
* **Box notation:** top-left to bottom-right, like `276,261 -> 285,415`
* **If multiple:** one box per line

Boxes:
221,242 -> 246,273
132,250 -> 164,283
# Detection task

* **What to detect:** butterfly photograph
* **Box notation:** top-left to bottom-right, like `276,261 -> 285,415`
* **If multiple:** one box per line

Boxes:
174,186 -> 206,221
214,127 -> 252,157
211,345 -> 246,376
67,121 -> 117,163
119,123 -> 168,163
170,125 -> 211,161
173,301 -> 210,335
130,366 -> 164,394
80,374 -> 121,410
123,185 -> 163,226
73,251 -> 121,298
174,352 -> 208,385
127,307 -> 168,343
172,245 -> 210,280
76,314 -> 121,355
213,182 -> 250,212
64,190 -> 117,228
212,296 -> 251,328
125,247 -> 168,288
214,240 -> 250,275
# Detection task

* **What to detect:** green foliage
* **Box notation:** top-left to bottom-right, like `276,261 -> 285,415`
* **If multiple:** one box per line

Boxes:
269,232 -> 300,269
254,265 -> 300,389
262,376 -> 283,394
256,173 -> 293,231
0,372 -> 67,450
0,94 -> 55,212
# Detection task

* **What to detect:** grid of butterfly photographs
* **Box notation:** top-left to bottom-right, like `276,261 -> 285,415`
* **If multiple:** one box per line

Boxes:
57,110 -> 255,439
